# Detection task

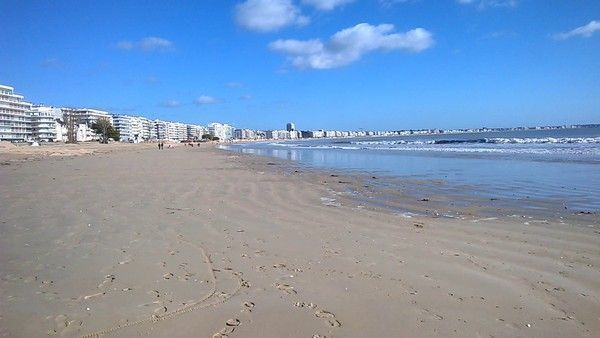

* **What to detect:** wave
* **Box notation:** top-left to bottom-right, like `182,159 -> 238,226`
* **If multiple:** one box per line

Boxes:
352,137 -> 600,146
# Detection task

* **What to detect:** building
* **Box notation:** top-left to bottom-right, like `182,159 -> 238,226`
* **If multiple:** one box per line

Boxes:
0,85 -> 33,141
29,106 -> 61,142
187,124 -> 207,140
208,122 -> 235,140
234,128 -> 262,140
68,109 -> 113,141
153,120 -> 188,141
112,115 -> 134,142
286,122 -> 296,132
171,122 -> 188,141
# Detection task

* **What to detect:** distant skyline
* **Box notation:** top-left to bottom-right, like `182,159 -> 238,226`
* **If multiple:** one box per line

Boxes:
1,0 -> 599,130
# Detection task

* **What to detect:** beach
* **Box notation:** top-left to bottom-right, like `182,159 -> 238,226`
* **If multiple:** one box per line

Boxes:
0,144 -> 598,338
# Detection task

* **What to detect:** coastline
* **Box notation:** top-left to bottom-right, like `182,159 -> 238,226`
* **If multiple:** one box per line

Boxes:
1,144 -> 598,337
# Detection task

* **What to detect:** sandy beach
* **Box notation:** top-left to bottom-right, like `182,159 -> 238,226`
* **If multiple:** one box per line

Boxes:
0,144 -> 598,338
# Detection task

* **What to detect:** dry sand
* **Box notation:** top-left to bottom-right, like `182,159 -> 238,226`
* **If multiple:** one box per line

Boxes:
0,144 -> 598,337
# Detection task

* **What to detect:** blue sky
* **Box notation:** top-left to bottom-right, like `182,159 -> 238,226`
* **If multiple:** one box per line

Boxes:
1,0 -> 599,130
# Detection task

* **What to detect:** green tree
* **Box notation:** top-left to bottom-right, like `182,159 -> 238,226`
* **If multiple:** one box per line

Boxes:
201,134 -> 213,140
91,119 -> 120,143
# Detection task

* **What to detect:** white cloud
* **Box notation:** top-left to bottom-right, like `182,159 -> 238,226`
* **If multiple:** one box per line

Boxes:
269,23 -> 434,69
302,0 -> 354,11
457,0 -> 518,9
554,20 -> 600,40
160,100 -> 180,108
379,0 -> 411,8
235,0 -> 309,32
194,95 -> 219,105
116,37 -> 174,52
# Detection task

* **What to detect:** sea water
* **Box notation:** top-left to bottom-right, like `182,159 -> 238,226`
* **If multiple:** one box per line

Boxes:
223,127 -> 600,212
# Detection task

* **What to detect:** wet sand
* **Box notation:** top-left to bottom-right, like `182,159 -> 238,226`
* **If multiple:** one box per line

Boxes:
0,144 -> 598,337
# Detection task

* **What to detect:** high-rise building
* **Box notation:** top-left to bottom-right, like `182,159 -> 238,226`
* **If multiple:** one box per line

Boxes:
29,106 -> 60,142
0,85 -> 33,141
187,124 -> 207,140
68,109 -> 113,141
112,115 -> 134,142
208,122 -> 235,140
286,122 -> 296,132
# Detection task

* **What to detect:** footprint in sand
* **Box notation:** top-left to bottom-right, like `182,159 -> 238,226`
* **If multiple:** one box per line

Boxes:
294,302 -> 316,309
243,301 -> 255,312
48,314 -> 83,336
275,283 -> 297,294
315,310 -> 342,327
153,306 -> 168,316
213,318 -> 241,337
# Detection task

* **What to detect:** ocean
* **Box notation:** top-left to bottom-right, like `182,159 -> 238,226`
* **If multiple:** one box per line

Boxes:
222,127 -> 600,213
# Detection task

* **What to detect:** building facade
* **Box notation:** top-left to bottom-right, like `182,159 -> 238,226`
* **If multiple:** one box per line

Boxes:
0,85 -> 33,141
29,106 -> 60,142
208,122 -> 234,140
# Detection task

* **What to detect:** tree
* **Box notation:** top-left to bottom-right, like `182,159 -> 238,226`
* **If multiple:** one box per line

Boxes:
201,134 -> 213,140
62,109 -> 77,143
91,118 -> 120,143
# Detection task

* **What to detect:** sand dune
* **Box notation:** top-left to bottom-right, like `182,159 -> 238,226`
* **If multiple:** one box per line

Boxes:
0,145 -> 598,337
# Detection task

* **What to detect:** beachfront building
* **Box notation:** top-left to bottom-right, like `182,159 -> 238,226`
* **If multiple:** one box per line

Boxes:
29,106 -> 61,142
286,122 -> 296,132
154,120 -> 167,140
112,114 -> 134,142
153,120 -> 188,141
234,128 -> 263,140
0,85 -> 33,141
112,114 -> 150,143
140,117 -> 156,140
208,122 -> 234,140
172,122 -> 188,141
68,109 -> 113,141
187,124 -> 207,141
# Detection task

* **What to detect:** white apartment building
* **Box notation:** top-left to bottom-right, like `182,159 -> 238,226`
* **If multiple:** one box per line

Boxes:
0,85 -> 33,141
112,115 -> 134,142
187,124 -> 207,140
112,114 -> 149,143
29,106 -> 61,142
208,122 -> 234,140
171,122 -> 188,141
234,128 -> 260,140
266,130 -> 300,140
139,117 -> 155,140
154,120 -> 187,141
154,120 -> 167,140
69,109 -> 113,141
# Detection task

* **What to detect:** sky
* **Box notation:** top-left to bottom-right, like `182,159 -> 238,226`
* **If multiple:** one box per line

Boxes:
1,0 -> 599,131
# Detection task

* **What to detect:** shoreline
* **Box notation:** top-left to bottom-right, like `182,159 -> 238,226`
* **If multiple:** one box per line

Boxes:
218,145 -> 600,223
1,144 -> 599,337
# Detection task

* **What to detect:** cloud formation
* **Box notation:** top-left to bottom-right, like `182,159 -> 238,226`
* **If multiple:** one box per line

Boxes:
269,23 -> 433,69
378,0 -> 411,8
553,20 -> 600,40
116,37 -> 174,52
457,0 -> 518,8
235,0 -> 309,32
160,100 -> 180,108
302,0 -> 354,11
194,95 -> 219,105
